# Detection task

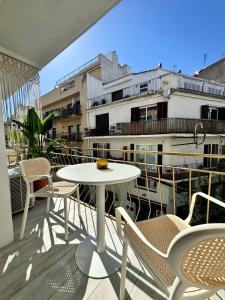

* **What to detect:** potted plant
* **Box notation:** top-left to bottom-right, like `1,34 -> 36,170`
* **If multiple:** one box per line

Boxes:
13,107 -> 56,196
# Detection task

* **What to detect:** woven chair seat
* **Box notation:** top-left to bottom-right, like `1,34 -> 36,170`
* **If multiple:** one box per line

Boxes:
124,215 -> 190,287
35,181 -> 77,197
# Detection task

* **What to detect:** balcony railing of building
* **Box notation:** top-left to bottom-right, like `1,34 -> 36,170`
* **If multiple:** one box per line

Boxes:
42,147 -> 225,224
87,73 -> 225,109
49,131 -> 83,142
87,78 -> 161,108
86,118 -> 225,136
43,104 -> 81,120
56,55 -> 100,86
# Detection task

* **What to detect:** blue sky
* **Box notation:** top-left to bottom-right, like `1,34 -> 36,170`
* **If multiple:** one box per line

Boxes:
40,0 -> 225,95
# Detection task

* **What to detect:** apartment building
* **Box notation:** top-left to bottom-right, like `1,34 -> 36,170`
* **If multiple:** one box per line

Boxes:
40,51 -> 131,151
85,65 -> 225,218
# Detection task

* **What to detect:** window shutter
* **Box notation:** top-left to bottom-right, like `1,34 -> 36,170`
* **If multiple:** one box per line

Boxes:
93,143 -> 98,158
123,146 -> 128,161
201,105 -> 209,119
106,143 -> 110,158
157,144 -> 163,165
157,101 -> 168,119
222,145 -> 225,155
130,144 -> 134,161
218,107 -> 225,120
131,107 -> 140,122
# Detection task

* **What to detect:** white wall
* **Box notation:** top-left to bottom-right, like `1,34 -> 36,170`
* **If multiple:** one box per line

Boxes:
88,94 -> 164,128
86,73 -> 104,99
168,93 -> 225,119
0,103 -> 14,248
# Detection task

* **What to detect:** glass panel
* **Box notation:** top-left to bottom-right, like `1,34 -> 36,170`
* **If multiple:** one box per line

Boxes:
146,106 -> 157,120
139,108 -> 146,121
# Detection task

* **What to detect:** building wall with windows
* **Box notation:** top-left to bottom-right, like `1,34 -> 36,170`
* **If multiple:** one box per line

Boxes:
85,69 -> 225,216
41,51 -> 131,150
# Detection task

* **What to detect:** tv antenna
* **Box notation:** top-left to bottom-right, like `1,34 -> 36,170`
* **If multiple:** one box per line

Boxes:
172,123 -> 206,148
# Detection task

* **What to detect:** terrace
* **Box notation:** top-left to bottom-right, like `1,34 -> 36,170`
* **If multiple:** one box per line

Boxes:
3,148 -> 225,299
87,73 -> 225,109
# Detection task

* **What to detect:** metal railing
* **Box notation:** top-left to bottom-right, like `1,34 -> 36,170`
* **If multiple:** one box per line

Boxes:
87,73 -> 225,109
85,118 -> 225,136
87,78 -> 161,108
56,55 -> 100,86
43,104 -> 81,119
49,132 -> 83,142
43,147 -> 225,224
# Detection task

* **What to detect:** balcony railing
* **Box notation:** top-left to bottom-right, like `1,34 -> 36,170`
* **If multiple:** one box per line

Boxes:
56,55 -> 100,86
87,78 -> 161,108
44,104 -> 81,119
87,73 -> 225,109
86,118 -> 225,136
43,147 -> 225,224
49,131 -> 83,142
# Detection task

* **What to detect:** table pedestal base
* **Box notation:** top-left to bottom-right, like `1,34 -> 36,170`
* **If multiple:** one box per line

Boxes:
75,233 -> 122,279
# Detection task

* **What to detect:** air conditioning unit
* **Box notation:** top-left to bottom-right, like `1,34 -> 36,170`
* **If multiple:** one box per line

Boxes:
8,166 -> 30,215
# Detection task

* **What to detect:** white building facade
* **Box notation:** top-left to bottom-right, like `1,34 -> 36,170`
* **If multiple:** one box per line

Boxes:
85,67 -> 225,219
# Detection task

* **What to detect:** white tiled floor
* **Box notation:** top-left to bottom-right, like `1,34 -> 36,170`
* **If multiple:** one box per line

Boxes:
0,198 -> 224,300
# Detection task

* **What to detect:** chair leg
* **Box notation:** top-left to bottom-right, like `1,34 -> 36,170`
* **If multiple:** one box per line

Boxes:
76,186 -> 81,216
169,277 -> 187,300
46,197 -> 50,213
120,241 -> 129,300
20,194 -> 31,240
64,197 -> 68,240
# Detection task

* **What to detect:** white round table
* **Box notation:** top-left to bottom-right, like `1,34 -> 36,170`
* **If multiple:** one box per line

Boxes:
57,162 -> 141,278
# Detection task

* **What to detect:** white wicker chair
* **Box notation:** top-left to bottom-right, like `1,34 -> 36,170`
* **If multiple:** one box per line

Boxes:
19,157 -> 80,240
116,192 -> 225,300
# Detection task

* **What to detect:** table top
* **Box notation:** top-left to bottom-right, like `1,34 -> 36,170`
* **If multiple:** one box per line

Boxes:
57,162 -> 141,185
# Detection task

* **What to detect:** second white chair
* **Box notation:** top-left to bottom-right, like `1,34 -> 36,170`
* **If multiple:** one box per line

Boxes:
19,157 -> 80,240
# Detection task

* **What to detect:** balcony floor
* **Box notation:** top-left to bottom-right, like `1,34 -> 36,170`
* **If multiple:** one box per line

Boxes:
0,198 -> 224,300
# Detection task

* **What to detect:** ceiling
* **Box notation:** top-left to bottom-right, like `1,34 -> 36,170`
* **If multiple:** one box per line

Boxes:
0,0 -> 120,69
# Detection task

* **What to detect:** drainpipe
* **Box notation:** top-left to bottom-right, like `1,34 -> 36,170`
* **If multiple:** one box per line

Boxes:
0,102 -> 14,247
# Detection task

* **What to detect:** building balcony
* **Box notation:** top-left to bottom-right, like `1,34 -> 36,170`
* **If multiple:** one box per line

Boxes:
87,73 -> 225,109
44,105 -> 81,120
49,132 -> 83,143
86,118 -> 225,136
3,149 -> 225,299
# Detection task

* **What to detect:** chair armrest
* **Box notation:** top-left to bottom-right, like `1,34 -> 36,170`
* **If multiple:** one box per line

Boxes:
185,192 -> 225,224
115,207 -> 168,258
50,165 -> 66,169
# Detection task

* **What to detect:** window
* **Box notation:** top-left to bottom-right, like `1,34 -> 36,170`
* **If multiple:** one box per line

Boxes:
208,107 -> 218,120
139,106 -> 158,121
93,143 -> 109,158
112,89 -> 123,102
203,144 -> 219,168
136,175 -> 157,191
140,82 -> 148,93
135,144 -> 157,171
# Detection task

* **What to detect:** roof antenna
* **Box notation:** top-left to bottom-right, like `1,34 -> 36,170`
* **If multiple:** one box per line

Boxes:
203,53 -> 207,68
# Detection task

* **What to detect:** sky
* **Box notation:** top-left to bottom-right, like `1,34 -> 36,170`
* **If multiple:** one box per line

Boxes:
40,0 -> 225,95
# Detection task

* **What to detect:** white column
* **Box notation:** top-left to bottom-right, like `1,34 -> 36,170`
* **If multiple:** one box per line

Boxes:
0,102 -> 14,247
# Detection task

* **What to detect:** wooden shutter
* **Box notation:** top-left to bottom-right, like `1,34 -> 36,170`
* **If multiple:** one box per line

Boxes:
201,105 -> 209,119
157,102 -> 168,119
106,143 -> 110,158
218,107 -> 225,120
131,107 -> 140,122
157,144 -> 163,174
93,143 -> 98,158
130,144 -> 134,161
123,146 -> 128,161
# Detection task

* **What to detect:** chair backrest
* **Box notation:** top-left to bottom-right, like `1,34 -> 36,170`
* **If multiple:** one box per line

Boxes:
20,157 -> 51,182
168,223 -> 225,290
